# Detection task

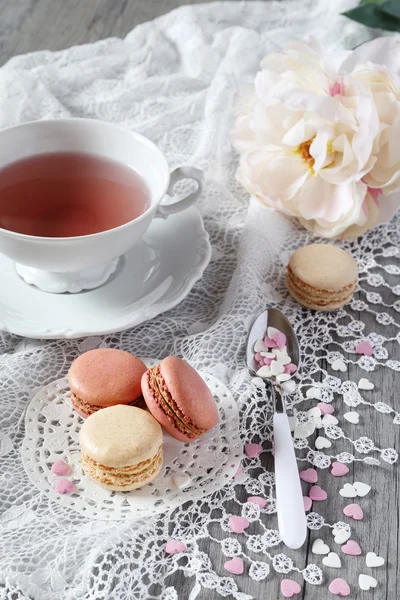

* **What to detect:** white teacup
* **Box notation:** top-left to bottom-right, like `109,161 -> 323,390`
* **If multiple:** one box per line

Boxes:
0,118 -> 203,293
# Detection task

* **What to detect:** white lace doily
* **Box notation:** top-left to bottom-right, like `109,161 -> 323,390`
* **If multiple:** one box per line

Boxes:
21,371 -> 240,521
0,2 -> 397,600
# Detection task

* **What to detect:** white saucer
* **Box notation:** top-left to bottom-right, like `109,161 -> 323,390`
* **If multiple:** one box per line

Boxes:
0,208 -> 211,339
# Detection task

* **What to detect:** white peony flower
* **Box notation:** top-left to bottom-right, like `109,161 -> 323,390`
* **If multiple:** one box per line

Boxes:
231,37 -> 400,238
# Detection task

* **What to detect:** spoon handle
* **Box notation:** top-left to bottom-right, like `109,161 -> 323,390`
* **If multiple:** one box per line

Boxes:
273,412 -> 307,549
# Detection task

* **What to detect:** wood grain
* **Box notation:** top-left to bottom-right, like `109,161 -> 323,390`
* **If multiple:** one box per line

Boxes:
0,1 -> 397,599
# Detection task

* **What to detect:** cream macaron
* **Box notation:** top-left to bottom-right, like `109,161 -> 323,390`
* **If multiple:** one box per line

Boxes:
286,244 -> 358,311
79,405 -> 163,491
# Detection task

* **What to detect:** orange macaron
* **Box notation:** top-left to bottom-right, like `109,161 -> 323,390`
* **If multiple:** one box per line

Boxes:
68,348 -> 147,418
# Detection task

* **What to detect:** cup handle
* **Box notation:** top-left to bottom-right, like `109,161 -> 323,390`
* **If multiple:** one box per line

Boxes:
156,166 -> 204,218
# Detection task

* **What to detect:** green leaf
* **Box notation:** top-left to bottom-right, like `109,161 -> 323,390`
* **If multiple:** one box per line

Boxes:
342,4 -> 400,31
382,0 -> 400,18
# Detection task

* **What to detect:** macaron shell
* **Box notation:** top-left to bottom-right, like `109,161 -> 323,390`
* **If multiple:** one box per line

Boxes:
288,244 -> 358,291
159,357 -> 218,433
68,348 -> 146,407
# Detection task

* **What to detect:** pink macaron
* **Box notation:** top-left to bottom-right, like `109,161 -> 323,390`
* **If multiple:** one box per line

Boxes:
68,348 -> 147,418
141,356 -> 219,442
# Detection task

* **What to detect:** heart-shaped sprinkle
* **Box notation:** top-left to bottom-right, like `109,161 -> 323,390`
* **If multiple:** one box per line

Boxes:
224,557 -> 244,575
341,540 -> 361,556
312,538 -> 330,555
323,552 -> 341,569
271,360 -> 285,376
318,402 -> 334,415
165,540 -> 186,554
329,578 -> 350,596
281,579 -> 301,597
300,468 -> 318,484
358,377 -> 374,390
331,462 -> 349,477
366,551 -> 385,568
245,443 -> 263,458
306,387 -> 321,399
294,422 -> 315,439
282,379 -> 297,394
344,411 -> 359,424
172,474 -> 191,489
247,496 -> 267,508
359,574 -> 377,591
274,331 -> 287,349
355,340 -> 373,356
303,496 -> 312,511
323,414 -> 339,426
264,335 -> 277,348
51,459 -> 70,476
354,481 -> 371,497
284,363 -> 297,375
334,530 -> 351,544
254,339 -> 268,353
257,365 -> 272,378
332,358 -> 347,372
315,436 -> 331,450
277,373 -> 291,383
343,503 -> 363,520
229,516 -> 250,534
307,407 -> 322,419
309,485 -> 327,501
55,478 -> 74,494
339,483 -> 357,498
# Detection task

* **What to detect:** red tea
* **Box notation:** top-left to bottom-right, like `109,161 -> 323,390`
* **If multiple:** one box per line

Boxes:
0,152 -> 150,237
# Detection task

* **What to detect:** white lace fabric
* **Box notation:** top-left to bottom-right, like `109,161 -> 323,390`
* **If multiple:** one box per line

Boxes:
0,2 -> 397,599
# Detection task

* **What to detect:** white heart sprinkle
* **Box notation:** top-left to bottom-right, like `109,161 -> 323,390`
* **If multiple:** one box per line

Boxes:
366,552 -> 385,568
277,373 -> 291,383
332,358 -> 347,372
172,474 -> 191,489
281,380 -> 297,394
315,436 -> 331,450
254,339 -> 268,353
272,350 -> 291,364
306,387 -> 321,399
251,377 -> 264,388
288,416 -> 298,432
308,407 -> 322,419
354,481 -> 371,497
270,360 -> 285,376
332,529 -> 351,544
267,327 -> 280,338
358,378 -> 374,391
322,552 -> 341,568
314,418 -> 323,429
322,414 -> 339,426
260,352 -> 275,358
294,422 -> 315,439
257,365 -> 271,378
312,539 -> 330,555
359,574 -> 378,591
339,483 -> 358,498
344,411 -> 360,424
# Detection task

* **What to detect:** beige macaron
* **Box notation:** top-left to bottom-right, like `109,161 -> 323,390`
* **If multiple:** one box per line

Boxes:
80,405 -> 163,491
286,244 -> 358,311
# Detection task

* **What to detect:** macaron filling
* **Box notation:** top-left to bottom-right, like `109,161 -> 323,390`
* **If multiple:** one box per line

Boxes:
80,445 -> 163,488
146,366 -> 205,439
70,392 -> 138,416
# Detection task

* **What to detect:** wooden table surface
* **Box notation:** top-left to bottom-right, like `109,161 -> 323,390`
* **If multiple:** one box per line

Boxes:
0,1 -> 398,599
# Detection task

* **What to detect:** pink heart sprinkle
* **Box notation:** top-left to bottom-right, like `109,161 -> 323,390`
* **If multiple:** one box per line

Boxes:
284,363 -> 297,375
234,464 -> 243,477
329,578 -> 350,596
355,340 -> 373,356
273,331 -> 287,349
165,540 -> 186,554
254,352 -> 263,363
229,515 -> 250,534
299,468 -> 318,484
343,503 -> 364,521
308,485 -> 327,501
331,462 -> 349,477
247,496 -> 267,508
55,478 -> 74,494
263,357 -> 273,366
303,496 -> 312,511
224,557 -> 244,575
341,540 -> 361,556
51,459 -> 70,476
281,579 -> 301,598
245,443 -> 263,458
318,402 -> 334,415
264,335 -> 277,348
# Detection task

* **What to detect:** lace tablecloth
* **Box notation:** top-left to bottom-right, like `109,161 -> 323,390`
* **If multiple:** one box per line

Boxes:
0,1 -> 398,599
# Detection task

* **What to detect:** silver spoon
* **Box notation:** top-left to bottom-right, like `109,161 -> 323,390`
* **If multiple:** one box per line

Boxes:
246,308 -> 307,549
